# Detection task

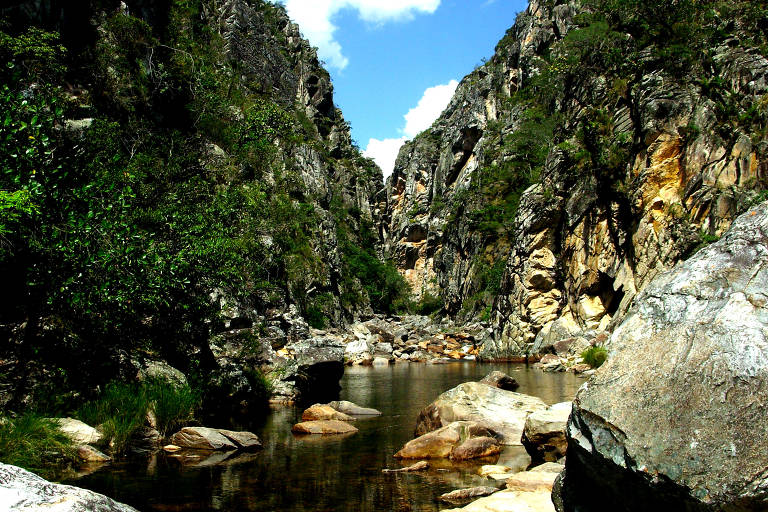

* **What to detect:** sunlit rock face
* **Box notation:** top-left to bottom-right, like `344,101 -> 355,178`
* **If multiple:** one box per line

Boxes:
382,0 -> 768,358
557,201 -> 768,511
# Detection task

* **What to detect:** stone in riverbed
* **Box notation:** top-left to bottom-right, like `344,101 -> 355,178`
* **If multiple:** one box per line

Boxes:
301,404 -> 355,422
291,420 -> 358,435
394,421 -> 500,459
0,462 -> 138,511
558,202 -> 768,511
169,427 -> 237,451
215,429 -> 262,450
478,371 -> 519,391
327,400 -> 381,416
415,382 -> 547,445
77,445 -> 111,462
522,402 -> 571,463
439,486 -> 500,505
450,437 -> 502,461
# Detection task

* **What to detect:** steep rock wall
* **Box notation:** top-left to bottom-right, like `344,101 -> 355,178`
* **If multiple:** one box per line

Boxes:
383,0 -> 768,356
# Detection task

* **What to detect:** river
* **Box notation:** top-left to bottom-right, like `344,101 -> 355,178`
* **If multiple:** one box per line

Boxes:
68,362 -> 583,511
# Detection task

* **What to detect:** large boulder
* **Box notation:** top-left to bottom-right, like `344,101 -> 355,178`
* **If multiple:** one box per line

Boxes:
395,421 -> 501,459
558,202 -> 768,511
415,382 -> 548,445
522,402 -> 571,463
0,463 -> 138,511
442,489 -> 555,512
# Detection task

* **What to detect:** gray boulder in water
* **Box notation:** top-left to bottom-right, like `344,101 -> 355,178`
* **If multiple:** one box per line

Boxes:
557,202 -> 768,511
0,463 -> 138,511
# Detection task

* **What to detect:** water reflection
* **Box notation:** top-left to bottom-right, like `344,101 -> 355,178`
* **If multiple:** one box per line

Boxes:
69,362 -> 583,511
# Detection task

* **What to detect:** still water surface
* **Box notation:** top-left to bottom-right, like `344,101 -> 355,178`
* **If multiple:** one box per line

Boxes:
70,362 -> 583,511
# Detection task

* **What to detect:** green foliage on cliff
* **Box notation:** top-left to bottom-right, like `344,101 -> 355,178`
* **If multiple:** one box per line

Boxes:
0,0 -> 390,405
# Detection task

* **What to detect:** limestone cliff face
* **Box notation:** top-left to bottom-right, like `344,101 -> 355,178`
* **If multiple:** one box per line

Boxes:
384,0 -> 768,356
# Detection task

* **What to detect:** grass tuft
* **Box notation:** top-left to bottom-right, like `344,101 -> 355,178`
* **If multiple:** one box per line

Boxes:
581,346 -> 608,368
0,413 -> 77,478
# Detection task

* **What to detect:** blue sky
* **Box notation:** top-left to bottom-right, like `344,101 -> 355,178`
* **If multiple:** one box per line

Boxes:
275,0 -> 528,176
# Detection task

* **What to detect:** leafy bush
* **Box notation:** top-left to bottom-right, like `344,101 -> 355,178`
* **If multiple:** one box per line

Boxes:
581,346 -> 608,368
0,413 -> 77,478
414,292 -> 443,316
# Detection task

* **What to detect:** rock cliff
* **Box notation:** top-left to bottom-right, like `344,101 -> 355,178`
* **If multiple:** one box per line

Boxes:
556,200 -> 768,511
383,0 -> 768,357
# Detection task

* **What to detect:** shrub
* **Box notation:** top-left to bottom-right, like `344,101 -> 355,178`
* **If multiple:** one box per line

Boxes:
0,413 -> 77,478
414,292 -> 443,316
581,346 -> 608,368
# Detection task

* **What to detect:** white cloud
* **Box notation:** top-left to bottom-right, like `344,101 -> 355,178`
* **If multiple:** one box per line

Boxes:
279,0 -> 440,70
364,79 -> 458,177
363,137 -> 408,178
402,79 -> 458,138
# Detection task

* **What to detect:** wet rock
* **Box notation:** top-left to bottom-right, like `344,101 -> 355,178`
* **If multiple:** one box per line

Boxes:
395,421 -> 500,459
522,402 -> 571,463
415,382 -> 547,445
559,202 -> 768,511
439,486 -> 499,505
381,460 -> 429,473
0,462 -> 138,511
215,429 -> 262,450
291,420 -> 359,435
301,404 -> 355,422
163,444 -> 182,453
478,465 -> 514,479
52,418 -> 103,445
327,400 -> 381,416
169,427 -> 237,451
478,371 -> 519,391
76,445 -> 111,462
450,436 -> 502,461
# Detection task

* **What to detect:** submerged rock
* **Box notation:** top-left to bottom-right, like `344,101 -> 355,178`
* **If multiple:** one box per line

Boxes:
326,400 -> 381,416
450,437 -> 502,461
382,460 -> 429,473
558,202 -> 768,511
415,382 -> 547,445
439,486 -> 499,505
478,371 -> 519,391
442,489 -> 555,512
0,462 -> 138,511
291,420 -> 358,435
76,445 -> 111,462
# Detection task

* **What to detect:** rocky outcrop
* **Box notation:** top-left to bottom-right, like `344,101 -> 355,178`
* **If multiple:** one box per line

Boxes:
415,381 -> 548,445
0,463 -> 138,511
557,202 -> 768,511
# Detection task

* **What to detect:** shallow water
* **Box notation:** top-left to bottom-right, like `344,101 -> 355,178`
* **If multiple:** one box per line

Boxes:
69,362 -> 583,511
